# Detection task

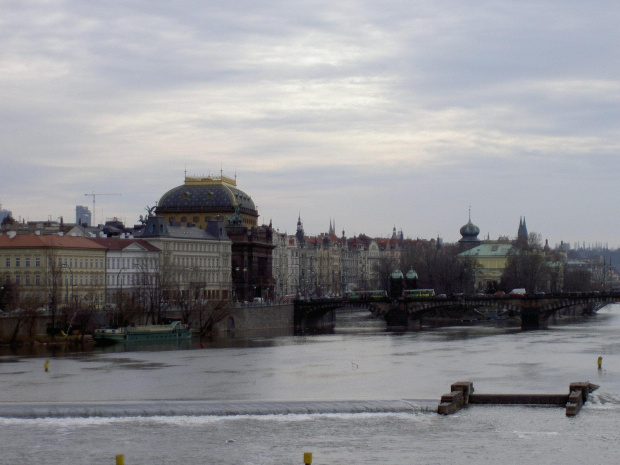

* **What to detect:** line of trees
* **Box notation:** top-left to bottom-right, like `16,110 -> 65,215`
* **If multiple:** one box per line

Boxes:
372,233 -> 607,297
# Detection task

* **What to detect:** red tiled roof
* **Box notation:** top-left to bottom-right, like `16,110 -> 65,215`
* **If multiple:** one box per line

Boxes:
0,234 -> 107,250
89,238 -> 160,252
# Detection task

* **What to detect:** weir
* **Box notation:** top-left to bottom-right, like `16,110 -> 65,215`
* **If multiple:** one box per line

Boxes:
438,381 -> 599,416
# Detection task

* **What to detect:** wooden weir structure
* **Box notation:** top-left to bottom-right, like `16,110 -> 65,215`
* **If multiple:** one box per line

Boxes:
438,381 -> 599,417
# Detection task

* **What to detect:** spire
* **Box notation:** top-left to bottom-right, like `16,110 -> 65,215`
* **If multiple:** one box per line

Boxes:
328,217 -> 335,236
296,213 -> 305,247
517,216 -> 528,242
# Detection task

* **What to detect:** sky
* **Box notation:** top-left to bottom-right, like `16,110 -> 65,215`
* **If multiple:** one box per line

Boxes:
1,1 -> 619,248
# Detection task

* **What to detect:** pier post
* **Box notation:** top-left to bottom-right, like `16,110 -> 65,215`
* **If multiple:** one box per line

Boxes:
407,315 -> 421,331
521,308 -> 548,330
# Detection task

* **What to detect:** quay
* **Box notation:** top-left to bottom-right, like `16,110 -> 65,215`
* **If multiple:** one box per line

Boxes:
438,381 -> 599,416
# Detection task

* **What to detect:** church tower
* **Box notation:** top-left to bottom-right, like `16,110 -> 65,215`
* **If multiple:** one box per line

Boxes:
328,218 -> 335,236
517,217 -> 528,243
296,214 -> 306,247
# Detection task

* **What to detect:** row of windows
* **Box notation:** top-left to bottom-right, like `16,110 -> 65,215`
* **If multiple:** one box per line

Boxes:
2,256 -> 106,269
107,274 -> 159,286
4,273 -> 104,286
169,241 -> 223,253
174,255 -> 220,268
107,257 -> 159,270
4,257 -> 41,267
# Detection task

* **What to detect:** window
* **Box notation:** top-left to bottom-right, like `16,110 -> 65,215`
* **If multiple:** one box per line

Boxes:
25,274 -> 30,285
25,257 -> 30,267
35,274 -> 41,285
35,257 -> 40,267
5,258 -> 9,267
15,257 -> 20,267
15,275 -> 20,284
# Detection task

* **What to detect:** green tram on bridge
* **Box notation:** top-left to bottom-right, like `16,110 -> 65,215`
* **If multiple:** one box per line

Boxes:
403,289 -> 436,299
345,289 -> 436,301
344,290 -> 388,301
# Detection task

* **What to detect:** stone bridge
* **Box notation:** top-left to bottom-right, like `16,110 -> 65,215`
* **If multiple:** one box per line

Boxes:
294,293 -> 620,333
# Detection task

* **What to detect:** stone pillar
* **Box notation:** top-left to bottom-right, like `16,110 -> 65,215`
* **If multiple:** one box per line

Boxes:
521,308 -> 548,330
407,315 -> 421,331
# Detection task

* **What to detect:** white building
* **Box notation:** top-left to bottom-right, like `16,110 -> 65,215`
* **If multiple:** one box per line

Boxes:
137,215 -> 232,301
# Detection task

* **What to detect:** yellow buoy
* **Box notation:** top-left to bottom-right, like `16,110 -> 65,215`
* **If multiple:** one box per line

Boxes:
303,452 -> 313,464
598,356 -> 603,369
44,360 -> 50,372
115,454 -> 125,465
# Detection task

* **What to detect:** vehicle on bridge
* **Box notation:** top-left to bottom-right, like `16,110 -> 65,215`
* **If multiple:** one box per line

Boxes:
403,289 -> 436,299
344,290 -> 388,301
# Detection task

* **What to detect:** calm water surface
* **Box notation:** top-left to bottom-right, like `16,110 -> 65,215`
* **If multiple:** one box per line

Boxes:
1,307 -> 619,464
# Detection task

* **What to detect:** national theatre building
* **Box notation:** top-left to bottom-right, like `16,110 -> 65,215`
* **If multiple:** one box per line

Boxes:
155,174 -> 274,302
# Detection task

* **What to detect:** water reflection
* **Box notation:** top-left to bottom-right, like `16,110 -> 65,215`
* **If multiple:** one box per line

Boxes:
0,308 -> 610,358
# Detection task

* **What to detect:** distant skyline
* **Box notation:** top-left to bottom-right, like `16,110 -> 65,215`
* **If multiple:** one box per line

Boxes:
2,1 -> 619,247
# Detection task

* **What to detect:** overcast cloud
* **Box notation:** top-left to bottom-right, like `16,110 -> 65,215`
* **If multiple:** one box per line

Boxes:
1,1 -> 619,247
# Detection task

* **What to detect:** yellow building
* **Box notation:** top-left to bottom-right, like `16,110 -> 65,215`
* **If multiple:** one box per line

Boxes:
0,234 -> 107,311
458,242 -> 514,291
156,174 -> 259,228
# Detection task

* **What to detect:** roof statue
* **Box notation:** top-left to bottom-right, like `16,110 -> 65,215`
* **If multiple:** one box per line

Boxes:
225,204 -> 243,226
139,205 -> 156,225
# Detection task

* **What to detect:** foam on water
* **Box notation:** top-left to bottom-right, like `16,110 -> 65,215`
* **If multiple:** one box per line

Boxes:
0,398 -> 438,419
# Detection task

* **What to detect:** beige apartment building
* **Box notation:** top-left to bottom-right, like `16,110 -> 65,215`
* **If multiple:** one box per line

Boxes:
0,234 -> 107,311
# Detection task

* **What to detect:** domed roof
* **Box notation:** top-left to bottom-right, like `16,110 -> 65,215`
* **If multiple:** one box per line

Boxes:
460,220 -> 480,238
459,214 -> 481,244
157,175 -> 256,213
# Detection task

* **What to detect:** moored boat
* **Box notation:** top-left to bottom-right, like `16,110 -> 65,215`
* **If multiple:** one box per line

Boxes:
93,321 -> 191,345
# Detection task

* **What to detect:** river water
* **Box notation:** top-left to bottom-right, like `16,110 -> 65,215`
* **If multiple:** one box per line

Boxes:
1,307 -> 619,464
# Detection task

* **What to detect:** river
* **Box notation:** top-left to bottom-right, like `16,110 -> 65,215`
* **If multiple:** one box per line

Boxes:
1,307 -> 619,464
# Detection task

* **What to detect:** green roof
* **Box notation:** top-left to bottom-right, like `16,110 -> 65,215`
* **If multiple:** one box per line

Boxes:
459,243 -> 514,258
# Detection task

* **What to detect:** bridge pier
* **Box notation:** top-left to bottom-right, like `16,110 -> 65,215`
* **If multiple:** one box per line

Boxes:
521,308 -> 549,330
294,303 -> 337,334
407,315 -> 421,331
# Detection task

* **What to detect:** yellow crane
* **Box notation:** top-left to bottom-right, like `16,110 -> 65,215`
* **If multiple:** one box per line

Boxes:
84,192 -> 121,226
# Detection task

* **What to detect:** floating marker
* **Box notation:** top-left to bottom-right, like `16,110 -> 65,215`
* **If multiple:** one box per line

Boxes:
304,452 -> 313,464
116,454 -> 125,465
598,356 -> 603,369
44,360 -> 50,372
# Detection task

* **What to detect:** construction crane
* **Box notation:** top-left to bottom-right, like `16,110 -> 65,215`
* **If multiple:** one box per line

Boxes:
84,192 -> 121,226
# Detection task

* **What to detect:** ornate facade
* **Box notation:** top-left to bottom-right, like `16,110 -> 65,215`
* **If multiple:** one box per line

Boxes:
155,173 -> 273,303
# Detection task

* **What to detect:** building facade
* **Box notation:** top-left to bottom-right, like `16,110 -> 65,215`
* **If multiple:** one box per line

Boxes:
137,215 -> 232,303
0,234 -> 107,311
89,238 -> 162,311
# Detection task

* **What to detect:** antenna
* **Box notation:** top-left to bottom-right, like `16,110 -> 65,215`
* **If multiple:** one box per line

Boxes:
84,192 -> 121,226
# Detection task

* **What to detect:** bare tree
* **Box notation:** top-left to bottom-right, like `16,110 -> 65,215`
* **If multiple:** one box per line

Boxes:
372,255 -> 399,293
44,248 -> 64,340
501,232 -> 551,293
195,298 -> 230,338
3,284 -> 41,346
400,240 -> 475,294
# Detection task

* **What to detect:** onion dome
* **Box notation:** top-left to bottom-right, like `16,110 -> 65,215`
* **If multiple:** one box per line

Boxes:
459,213 -> 481,244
